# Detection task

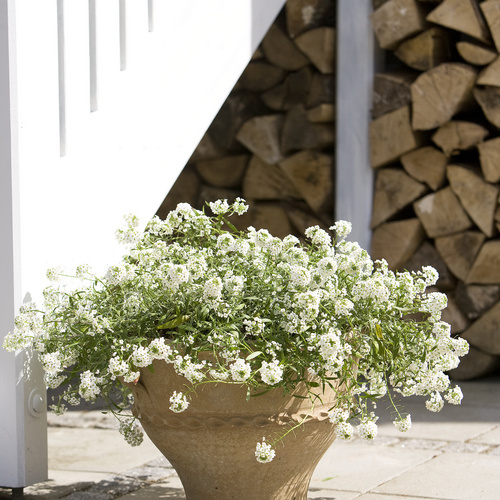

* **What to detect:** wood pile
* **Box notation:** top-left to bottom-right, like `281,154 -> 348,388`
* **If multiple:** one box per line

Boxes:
157,0 -> 336,240
370,0 -> 500,379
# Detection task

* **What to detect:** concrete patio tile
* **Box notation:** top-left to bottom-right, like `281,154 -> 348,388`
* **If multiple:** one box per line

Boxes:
119,477 -> 186,499
374,451 -> 500,500
309,439 -> 437,493
470,424 -> 500,445
48,427 -> 162,474
356,494 -> 443,500
308,489 -> 359,499
377,416 -> 498,443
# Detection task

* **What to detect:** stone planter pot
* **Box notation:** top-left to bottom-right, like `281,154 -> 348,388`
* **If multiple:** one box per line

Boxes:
125,359 -> 339,500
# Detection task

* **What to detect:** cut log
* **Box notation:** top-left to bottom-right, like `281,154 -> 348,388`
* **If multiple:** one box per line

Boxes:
261,23 -> 310,71
473,85 -> 500,128
456,41 -> 497,66
210,92 -> 269,150
188,132 -> 227,162
431,121 -> 489,156
394,27 -> 451,71
236,61 -> 286,92
402,240 -> 456,290
411,63 -> 477,130
478,137 -> 500,183
434,231 -> 486,281
306,73 -> 334,108
461,300 -> 500,354
279,150 -> 334,213
454,282 -> 500,320
242,155 -> 301,200
229,202 -> 293,240
477,56 -> 500,86
286,205 -> 331,236
370,168 -> 428,228
306,103 -> 335,123
400,146 -> 447,190
467,240 -> 500,284
447,165 -> 498,237
294,27 -> 336,74
480,0 -> 500,53
236,115 -> 284,165
413,186 -> 473,238
286,0 -> 335,39
426,0 -> 491,43
440,295 -> 469,334
156,164 -> 200,219
370,218 -> 426,270
370,105 -> 425,168
261,66 -> 313,111
281,104 -> 335,154
371,71 -> 416,119
371,0 -> 429,50
448,345 -> 500,380
195,155 -> 249,189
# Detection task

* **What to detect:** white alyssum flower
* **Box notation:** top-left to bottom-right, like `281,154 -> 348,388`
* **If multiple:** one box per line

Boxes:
230,358 -> 252,382
169,391 -> 189,413
255,438 -> 275,463
131,345 -> 154,368
393,414 -> 412,432
148,338 -> 172,361
40,352 -> 63,375
79,370 -> 100,401
331,220 -> 352,239
108,356 -> 130,378
260,360 -> 283,385
305,225 -> 331,248
203,276 -> 223,300
357,419 -> 378,440
123,370 -> 140,383
46,267 -> 63,282
209,199 -> 230,215
335,422 -> 355,441
118,416 -> 144,446
444,386 -> 463,405
425,391 -> 444,413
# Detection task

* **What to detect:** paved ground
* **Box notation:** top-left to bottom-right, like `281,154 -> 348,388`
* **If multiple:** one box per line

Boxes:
1,374 -> 499,500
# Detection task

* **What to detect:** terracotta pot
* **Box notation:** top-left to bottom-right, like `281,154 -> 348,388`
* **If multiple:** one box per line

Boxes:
126,360 -> 339,500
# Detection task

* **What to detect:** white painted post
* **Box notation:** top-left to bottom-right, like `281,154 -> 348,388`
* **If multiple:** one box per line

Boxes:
0,0 -> 49,488
336,0 -> 376,251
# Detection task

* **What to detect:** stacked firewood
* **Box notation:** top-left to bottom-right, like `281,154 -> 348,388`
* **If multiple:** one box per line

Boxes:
157,0 -> 336,240
370,0 -> 500,379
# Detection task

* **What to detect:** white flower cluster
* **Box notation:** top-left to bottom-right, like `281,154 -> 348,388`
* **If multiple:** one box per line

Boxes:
79,370 -> 101,401
118,416 -> 144,446
393,414 -> 412,433
255,438 -> 276,464
169,391 -> 189,413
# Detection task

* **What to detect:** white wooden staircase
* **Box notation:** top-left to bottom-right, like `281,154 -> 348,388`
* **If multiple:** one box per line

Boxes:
0,0 -> 286,488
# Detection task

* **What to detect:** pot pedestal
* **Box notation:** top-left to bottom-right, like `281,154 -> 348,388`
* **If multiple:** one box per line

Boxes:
126,361 -> 338,500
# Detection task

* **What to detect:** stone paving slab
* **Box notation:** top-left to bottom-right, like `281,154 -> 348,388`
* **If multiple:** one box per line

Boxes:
374,451 -> 500,500
310,440 -> 438,494
356,494 -> 444,500
470,424 -> 500,445
308,490 -> 358,500
48,428 -> 162,474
